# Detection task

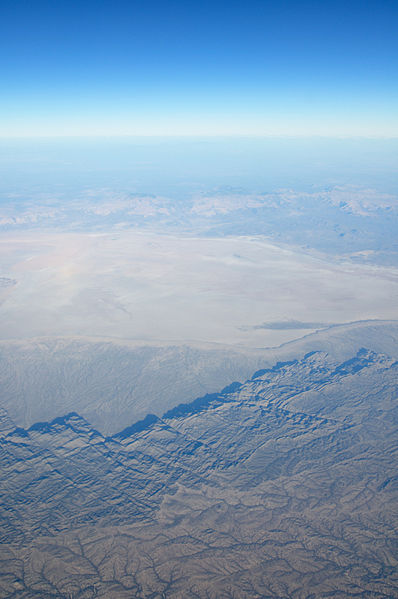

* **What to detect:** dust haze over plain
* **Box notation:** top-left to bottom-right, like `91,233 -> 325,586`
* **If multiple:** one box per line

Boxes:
1,137 -> 398,348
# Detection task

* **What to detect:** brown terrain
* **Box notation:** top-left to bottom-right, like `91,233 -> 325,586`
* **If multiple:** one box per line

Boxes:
0,339 -> 397,598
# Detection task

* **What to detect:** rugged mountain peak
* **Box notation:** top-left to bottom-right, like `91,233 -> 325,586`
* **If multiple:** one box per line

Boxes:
28,411 -> 99,434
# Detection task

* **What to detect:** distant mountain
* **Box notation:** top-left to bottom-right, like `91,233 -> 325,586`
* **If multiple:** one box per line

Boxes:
0,345 -> 397,597
3,185 -> 398,266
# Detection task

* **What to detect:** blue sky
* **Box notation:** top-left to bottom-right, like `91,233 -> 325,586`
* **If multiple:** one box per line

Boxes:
1,0 -> 397,136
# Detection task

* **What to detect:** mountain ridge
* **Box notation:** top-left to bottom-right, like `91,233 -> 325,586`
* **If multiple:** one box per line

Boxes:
2,346 -> 395,446
0,345 -> 397,597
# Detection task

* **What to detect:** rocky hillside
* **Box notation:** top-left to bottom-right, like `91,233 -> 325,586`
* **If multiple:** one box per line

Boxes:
0,347 -> 397,597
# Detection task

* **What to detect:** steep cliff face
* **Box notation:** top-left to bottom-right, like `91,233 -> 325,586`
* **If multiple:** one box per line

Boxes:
0,348 -> 397,598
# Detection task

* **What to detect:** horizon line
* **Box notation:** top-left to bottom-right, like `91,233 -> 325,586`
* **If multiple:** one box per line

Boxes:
1,133 -> 398,141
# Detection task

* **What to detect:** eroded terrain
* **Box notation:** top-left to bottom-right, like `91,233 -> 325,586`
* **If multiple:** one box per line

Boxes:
0,343 -> 397,598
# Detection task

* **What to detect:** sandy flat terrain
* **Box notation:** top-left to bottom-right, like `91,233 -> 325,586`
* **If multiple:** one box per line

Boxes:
1,230 -> 398,346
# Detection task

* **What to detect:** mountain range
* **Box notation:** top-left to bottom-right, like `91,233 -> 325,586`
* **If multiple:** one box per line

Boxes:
0,324 -> 397,597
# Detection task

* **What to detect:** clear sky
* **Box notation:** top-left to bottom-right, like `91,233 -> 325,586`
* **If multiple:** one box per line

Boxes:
1,0 -> 397,137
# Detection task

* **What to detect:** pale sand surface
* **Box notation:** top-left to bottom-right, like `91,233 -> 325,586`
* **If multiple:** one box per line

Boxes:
1,230 -> 398,347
